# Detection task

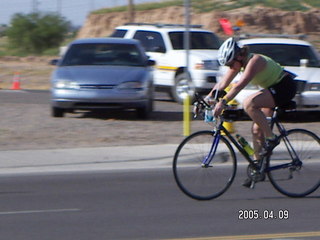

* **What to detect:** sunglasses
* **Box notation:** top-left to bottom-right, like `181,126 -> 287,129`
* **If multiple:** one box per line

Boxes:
226,59 -> 242,67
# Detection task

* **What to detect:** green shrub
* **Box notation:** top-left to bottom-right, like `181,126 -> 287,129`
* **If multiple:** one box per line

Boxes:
6,12 -> 70,55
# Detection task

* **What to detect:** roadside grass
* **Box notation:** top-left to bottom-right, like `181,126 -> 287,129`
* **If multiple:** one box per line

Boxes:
93,0 -> 183,14
93,0 -> 319,14
0,50 -> 55,90
0,33 -> 74,57
0,37 -> 8,57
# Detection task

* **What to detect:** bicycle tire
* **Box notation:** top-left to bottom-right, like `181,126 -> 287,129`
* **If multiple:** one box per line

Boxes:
173,130 -> 237,200
267,129 -> 320,197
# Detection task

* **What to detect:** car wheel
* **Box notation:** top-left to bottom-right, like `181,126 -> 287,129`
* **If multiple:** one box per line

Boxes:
52,107 -> 64,118
136,98 -> 153,119
171,73 -> 195,104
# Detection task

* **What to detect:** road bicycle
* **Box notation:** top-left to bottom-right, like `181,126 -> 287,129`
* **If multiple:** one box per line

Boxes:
173,93 -> 320,200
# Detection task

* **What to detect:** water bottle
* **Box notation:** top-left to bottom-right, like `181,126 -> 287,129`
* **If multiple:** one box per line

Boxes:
236,134 -> 254,155
204,108 -> 215,123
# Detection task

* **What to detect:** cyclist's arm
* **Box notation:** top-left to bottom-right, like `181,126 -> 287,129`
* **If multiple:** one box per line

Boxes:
222,55 -> 266,102
208,65 -> 239,97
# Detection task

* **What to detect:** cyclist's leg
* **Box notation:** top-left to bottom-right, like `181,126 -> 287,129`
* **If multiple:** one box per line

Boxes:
242,92 -> 275,188
251,107 -> 274,160
242,89 -> 276,139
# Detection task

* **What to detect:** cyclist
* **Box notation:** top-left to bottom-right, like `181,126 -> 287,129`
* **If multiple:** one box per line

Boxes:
207,37 -> 297,187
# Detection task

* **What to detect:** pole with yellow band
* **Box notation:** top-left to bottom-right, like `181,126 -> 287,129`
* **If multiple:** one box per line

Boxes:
183,0 -> 191,136
222,84 -> 238,134
183,93 -> 191,136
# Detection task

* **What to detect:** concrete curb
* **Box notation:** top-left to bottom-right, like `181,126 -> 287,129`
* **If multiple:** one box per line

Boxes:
0,142 -> 311,175
0,144 -> 177,175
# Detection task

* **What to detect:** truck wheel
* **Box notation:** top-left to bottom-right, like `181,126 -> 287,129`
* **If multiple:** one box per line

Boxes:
171,73 -> 195,104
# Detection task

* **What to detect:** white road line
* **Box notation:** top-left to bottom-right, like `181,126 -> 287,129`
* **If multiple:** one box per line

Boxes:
0,208 -> 80,215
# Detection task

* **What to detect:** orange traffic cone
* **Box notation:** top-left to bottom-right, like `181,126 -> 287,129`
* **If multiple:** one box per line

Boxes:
11,72 -> 21,90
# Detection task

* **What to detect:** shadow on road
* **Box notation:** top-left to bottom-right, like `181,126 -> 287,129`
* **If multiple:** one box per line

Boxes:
75,109 -> 183,121
72,107 -> 320,123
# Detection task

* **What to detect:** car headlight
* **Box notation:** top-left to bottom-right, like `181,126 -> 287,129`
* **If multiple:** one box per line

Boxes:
54,80 -> 80,90
194,60 -> 219,70
306,83 -> 320,91
117,81 -> 144,91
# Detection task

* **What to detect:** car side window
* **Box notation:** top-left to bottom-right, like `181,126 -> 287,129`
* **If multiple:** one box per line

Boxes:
110,29 -> 127,38
133,31 -> 166,53
169,32 -> 220,50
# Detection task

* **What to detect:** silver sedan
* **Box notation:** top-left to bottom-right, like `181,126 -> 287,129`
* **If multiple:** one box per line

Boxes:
51,38 -> 155,118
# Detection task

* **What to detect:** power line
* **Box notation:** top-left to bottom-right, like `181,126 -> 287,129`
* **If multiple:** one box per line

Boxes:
57,0 -> 62,14
32,0 -> 39,13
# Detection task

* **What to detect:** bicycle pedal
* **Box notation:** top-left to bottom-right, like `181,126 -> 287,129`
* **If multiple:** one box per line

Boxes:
242,178 -> 257,189
201,163 -> 213,168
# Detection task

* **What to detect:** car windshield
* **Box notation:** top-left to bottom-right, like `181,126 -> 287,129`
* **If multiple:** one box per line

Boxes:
60,43 -> 145,67
246,43 -> 320,67
169,31 -> 220,50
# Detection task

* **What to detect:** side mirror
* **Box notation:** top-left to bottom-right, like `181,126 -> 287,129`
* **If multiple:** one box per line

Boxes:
147,59 -> 156,66
300,59 -> 309,67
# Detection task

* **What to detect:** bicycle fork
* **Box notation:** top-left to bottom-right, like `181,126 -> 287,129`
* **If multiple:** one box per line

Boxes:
201,132 -> 221,168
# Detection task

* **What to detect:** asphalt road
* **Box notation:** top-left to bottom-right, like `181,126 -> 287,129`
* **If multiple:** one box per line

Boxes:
0,168 -> 319,240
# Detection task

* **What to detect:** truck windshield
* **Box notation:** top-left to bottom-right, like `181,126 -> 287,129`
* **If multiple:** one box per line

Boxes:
247,44 -> 320,67
169,31 -> 220,50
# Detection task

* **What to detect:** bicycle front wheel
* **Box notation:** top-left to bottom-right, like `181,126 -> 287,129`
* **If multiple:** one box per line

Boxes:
268,129 -> 320,197
173,130 -> 237,200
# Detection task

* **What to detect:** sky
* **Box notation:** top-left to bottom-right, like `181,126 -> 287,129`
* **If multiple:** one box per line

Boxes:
1,0 -> 163,27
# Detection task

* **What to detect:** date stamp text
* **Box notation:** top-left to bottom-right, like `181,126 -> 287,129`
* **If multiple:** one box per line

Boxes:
238,209 -> 289,220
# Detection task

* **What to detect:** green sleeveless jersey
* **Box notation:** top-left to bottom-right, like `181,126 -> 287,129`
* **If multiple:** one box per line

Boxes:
249,54 -> 284,88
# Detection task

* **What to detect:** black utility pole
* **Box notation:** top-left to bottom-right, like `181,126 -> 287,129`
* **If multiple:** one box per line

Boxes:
128,0 -> 135,22
57,0 -> 62,15
32,0 -> 39,13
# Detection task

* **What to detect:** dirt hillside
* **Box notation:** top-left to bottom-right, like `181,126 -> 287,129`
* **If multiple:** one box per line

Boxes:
0,6 -> 319,91
77,6 -> 320,46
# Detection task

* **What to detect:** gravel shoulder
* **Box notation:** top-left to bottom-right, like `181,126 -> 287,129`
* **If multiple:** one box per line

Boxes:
0,101 -> 205,150
0,91 -> 319,151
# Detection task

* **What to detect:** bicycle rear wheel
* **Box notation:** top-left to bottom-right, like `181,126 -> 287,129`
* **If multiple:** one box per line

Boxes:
268,129 -> 320,197
173,130 -> 236,200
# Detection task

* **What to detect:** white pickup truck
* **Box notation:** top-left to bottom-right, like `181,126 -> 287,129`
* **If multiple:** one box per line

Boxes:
111,23 -> 221,103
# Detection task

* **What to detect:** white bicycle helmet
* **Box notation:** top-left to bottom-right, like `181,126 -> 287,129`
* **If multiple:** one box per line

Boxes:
218,37 -> 240,66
